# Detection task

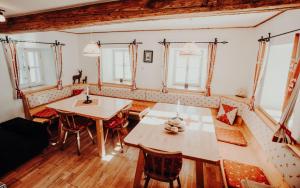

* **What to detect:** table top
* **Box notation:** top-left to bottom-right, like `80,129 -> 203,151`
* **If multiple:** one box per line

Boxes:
47,94 -> 132,120
124,103 -> 220,163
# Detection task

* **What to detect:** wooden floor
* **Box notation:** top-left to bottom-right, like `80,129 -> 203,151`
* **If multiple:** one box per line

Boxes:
0,120 -> 223,188
1,110 -> 285,188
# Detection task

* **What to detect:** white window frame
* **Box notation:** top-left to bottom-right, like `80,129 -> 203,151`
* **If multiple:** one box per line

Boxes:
168,47 -> 207,91
112,48 -> 131,83
18,48 -> 45,89
171,49 -> 204,88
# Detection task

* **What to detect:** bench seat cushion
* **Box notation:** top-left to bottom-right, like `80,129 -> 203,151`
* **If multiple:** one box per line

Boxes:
216,127 -> 247,146
223,160 -> 270,188
33,108 -> 58,119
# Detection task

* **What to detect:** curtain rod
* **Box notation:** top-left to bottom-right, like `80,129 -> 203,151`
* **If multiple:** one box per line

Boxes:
0,36 -> 65,46
97,39 -> 142,45
158,38 -> 228,45
258,28 -> 300,42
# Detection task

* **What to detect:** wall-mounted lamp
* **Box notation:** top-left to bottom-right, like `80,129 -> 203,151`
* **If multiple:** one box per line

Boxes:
0,9 -> 6,22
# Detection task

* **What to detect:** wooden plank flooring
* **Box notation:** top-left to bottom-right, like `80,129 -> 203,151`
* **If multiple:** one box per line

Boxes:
0,121 -> 223,188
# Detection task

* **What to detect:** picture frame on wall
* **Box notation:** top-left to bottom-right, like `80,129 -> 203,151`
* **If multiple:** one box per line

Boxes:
143,50 -> 153,63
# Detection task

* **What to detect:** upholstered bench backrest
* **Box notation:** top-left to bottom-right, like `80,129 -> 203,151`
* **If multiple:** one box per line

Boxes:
89,85 -> 220,109
26,85 -> 87,109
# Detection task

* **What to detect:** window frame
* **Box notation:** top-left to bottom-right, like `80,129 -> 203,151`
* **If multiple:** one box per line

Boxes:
18,47 -> 45,89
256,42 -> 293,126
168,47 -> 207,91
111,48 -> 132,84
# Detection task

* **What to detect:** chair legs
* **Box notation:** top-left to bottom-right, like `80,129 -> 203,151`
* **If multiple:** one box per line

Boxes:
76,132 -> 81,155
144,176 -> 150,188
104,128 -> 109,143
61,131 -> 69,150
86,127 -> 95,144
169,181 -> 174,188
177,177 -> 181,188
116,129 -> 124,152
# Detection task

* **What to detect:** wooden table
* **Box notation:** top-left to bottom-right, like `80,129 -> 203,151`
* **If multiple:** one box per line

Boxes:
124,103 -> 220,188
47,94 -> 132,157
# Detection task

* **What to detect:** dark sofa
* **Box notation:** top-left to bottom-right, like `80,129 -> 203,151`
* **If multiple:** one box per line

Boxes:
0,117 -> 49,177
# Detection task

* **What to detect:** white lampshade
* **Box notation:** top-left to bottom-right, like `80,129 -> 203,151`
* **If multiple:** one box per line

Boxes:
0,12 -> 5,22
180,42 -> 200,56
83,42 -> 100,57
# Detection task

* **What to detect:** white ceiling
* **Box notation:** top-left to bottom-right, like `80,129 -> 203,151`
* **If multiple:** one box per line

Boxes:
0,0 -> 117,17
63,11 -> 281,33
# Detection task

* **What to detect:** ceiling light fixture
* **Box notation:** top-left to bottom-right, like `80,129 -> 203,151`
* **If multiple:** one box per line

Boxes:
83,33 -> 100,57
83,42 -> 101,57
0,9 -> 6,22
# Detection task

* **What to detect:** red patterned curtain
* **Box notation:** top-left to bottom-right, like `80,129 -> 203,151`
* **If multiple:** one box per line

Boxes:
1,40 -> 23,99
249,40 -> 268,110
97,43 -> 102,90
205,42 -> 217,96
272,33 -> 300,144
129,41 -> 138,90
52,43 -> 63,90
162,42 -> 170,93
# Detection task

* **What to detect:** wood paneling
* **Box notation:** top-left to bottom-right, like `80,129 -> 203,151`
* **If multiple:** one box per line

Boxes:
1,0 -> 300,33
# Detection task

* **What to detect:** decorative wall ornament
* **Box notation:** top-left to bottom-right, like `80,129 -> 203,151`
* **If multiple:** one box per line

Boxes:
143,50 -> 153,63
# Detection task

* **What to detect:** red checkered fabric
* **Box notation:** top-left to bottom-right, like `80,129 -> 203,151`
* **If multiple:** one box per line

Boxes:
33,108 -> 58,119
104,116 -> 125,129
217,104 -> 238,125
72,89 -> 84,96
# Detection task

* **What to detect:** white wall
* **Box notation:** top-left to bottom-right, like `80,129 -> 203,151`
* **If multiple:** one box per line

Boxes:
0,31 -> 80,123
78,29 -> 258,95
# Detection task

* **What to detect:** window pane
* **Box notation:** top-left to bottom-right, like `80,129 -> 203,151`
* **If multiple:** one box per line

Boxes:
259,43 -> 292,121
175,67 -> 186,83
168,48 -> 207,90
30,67 -> 42,83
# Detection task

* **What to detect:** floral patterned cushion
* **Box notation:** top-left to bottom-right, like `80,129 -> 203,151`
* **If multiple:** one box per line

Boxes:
223,160 -> 270,188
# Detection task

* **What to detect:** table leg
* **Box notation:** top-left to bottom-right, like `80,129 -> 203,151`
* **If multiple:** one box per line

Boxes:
95,119 -> 106,157
196,161 -> 204,188
133,149 -> 144,188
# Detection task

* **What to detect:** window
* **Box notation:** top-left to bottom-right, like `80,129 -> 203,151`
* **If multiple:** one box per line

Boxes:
18,47 -> 56,89
102,48 -> 132,84
258,43 -> 293,122
168,48 -> 208,90
113,49 -> 131,82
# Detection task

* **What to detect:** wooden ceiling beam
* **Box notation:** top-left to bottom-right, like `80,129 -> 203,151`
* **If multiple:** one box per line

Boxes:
1,0 -> 300,33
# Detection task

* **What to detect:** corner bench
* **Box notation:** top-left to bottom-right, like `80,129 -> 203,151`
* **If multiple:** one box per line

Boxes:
20,84 -> 298,187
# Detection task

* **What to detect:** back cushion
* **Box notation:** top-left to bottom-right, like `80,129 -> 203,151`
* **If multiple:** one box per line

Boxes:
27,87 -> 72,108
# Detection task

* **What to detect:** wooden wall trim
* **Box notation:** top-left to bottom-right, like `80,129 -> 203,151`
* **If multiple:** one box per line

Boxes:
1,0 -> 300,33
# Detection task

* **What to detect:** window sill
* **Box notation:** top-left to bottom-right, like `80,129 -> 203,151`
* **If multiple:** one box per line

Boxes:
102,82 -> 132,88
167,86 -> 205,94
255,107 -> 279,132
22,85 -> 57,95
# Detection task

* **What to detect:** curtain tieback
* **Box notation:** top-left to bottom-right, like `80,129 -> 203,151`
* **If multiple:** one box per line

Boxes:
278,124 -> 297,144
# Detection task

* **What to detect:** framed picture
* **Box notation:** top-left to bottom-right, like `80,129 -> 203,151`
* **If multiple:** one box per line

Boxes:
143,50 -> 153,63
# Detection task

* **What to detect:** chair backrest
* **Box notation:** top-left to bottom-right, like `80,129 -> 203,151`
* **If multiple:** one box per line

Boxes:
138,144 -> 183,181
57,110 -> 79,131
121,106 -> 130,121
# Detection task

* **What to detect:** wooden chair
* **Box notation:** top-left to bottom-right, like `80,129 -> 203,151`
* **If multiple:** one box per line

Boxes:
104,107 -> 130,152
57,110 -> 95,155
138,144 -> 183,188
